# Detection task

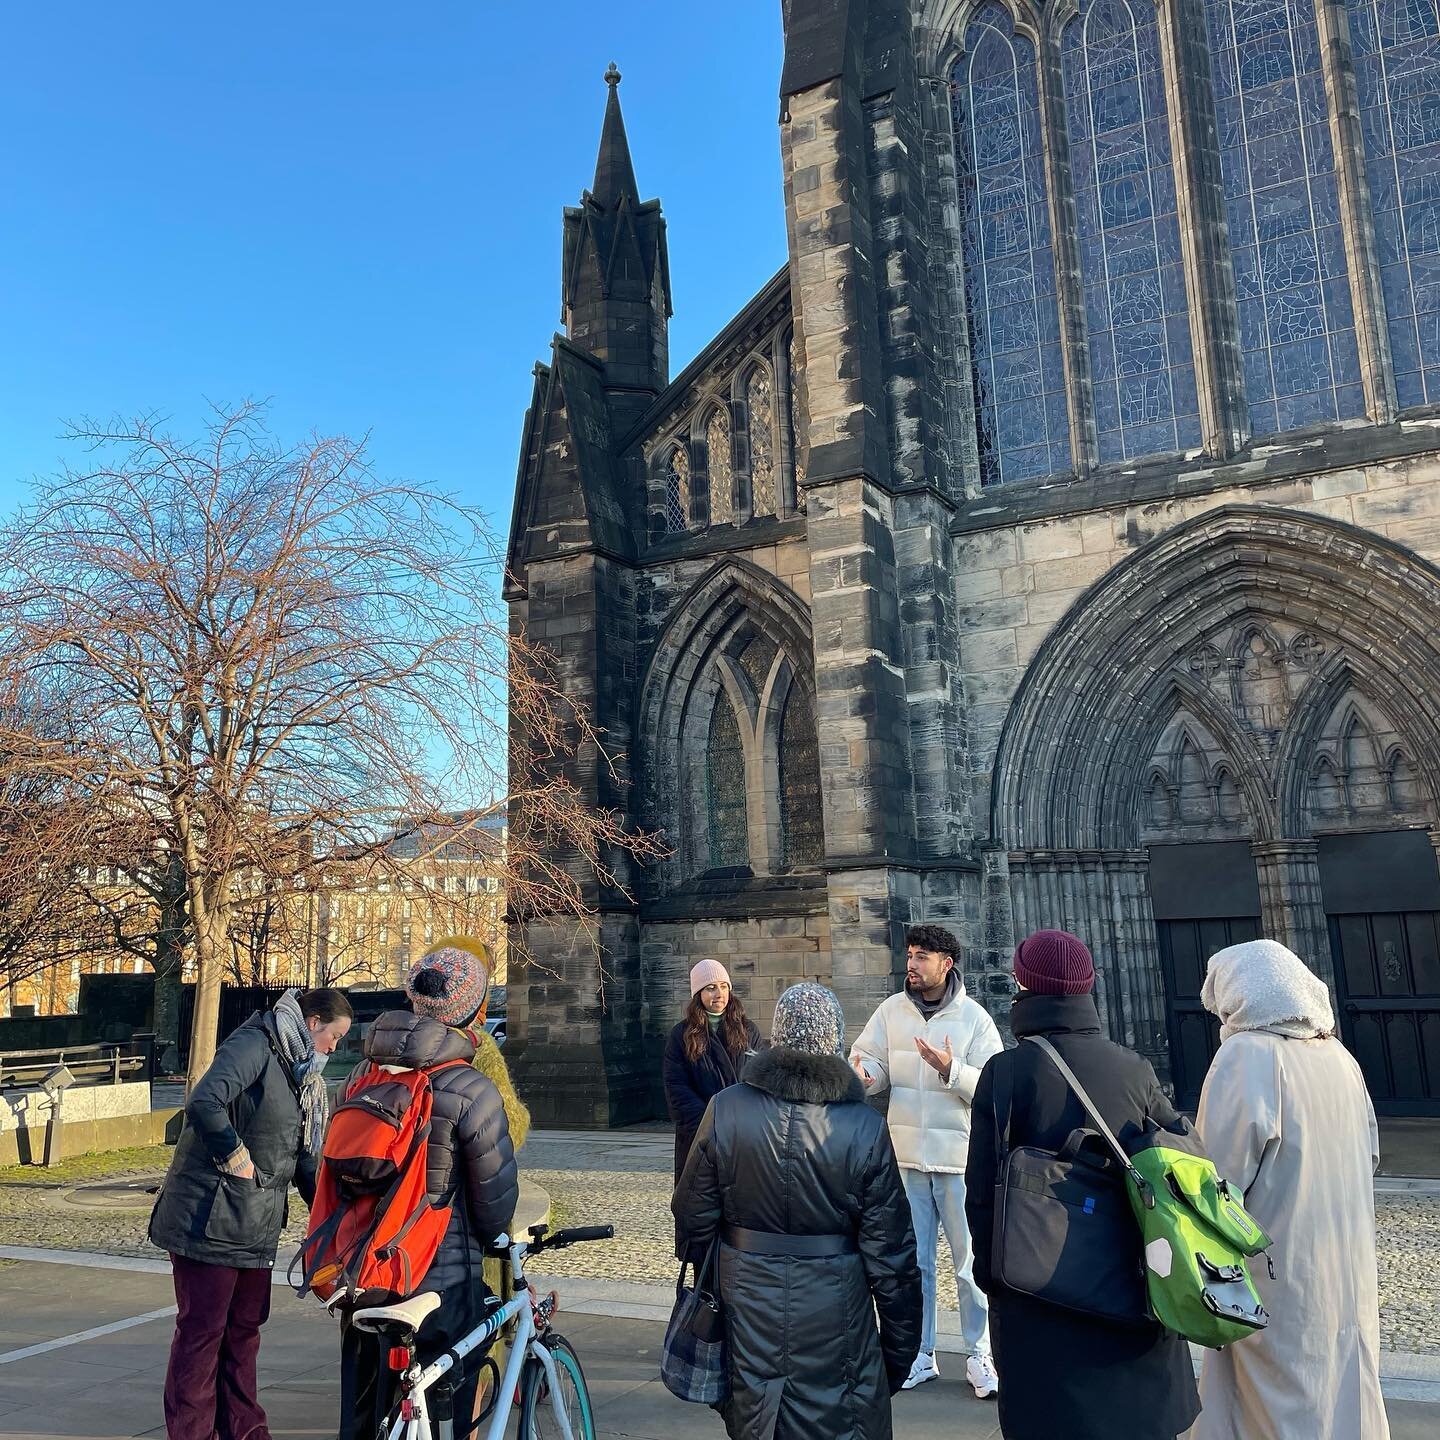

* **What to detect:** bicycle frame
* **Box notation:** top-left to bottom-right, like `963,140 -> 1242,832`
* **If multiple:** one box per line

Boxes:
384,1234 -> 577,1440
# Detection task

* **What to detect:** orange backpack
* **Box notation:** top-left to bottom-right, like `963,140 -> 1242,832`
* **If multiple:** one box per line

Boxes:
292,1057 -> 468,1306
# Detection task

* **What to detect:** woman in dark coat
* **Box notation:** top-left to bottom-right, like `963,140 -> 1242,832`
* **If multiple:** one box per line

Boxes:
964,931 -> 1200,1440
674,982 -> 922,1440
661,958 -> 762,1188
338,950 -> 521,1440
150,987 -> 353,1440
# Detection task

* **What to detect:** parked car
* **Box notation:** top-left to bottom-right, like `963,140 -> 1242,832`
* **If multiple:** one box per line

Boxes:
484,1015 -> 506,1047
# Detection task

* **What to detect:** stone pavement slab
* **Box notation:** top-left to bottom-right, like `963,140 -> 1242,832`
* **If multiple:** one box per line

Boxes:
0,1258 -> 1436,1439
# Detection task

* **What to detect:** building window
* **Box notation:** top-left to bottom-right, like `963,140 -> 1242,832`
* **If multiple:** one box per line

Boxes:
707,406 -> 734,525
951,3 -> 1072,485
747,366 -> 778,516
1348,0 -> 1440,408
1204,0 -> 1364,433
778,682 -> 823,868
705,696 -> 748,868
664,442 -> 689,532
1062,0 -> 1202,461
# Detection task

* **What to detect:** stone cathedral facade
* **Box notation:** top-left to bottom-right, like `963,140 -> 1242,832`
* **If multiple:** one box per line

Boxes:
506,5 -> 1440,1126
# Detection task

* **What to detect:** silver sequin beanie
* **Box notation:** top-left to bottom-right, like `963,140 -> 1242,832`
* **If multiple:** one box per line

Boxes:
771,982 -> 846,1056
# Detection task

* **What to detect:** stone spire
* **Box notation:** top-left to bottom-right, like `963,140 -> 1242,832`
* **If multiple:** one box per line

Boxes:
561,64 -> 672,432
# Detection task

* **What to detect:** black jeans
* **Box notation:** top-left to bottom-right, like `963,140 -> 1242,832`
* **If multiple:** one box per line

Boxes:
338,1281 -> 491,1440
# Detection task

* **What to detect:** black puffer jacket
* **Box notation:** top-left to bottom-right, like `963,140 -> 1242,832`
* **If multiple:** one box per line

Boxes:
965,993 -> 1200,1440
149,1010 -> 316,1269
673,1046 -> 921,1440
357,1011 -> 519,1294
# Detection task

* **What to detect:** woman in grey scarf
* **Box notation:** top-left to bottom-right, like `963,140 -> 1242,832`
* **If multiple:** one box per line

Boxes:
150,986 -> 352,1440
1188,941 -> 1388,1440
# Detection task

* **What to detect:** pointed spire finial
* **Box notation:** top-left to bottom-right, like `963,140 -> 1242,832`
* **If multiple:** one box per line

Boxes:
591,61 -> 638,206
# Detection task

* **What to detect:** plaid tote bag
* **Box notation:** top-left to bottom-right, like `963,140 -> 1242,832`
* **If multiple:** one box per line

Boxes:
660,1239 -> 729,1404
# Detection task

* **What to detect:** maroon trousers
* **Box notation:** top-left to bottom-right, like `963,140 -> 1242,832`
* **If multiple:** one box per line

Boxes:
164,1254 -> 273,1440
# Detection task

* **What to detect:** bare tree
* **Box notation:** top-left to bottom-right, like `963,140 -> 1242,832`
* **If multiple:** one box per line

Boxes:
0,405 -> 652,1088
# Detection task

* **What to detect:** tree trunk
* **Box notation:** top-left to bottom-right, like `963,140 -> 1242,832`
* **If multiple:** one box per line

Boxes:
184,886 -> 228,1093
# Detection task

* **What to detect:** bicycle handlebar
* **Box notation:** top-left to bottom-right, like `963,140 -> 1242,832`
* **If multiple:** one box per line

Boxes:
530,1224 -> 614,1252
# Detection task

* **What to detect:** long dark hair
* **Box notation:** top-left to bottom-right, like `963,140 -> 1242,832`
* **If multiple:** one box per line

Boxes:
682,990 -> 750,1063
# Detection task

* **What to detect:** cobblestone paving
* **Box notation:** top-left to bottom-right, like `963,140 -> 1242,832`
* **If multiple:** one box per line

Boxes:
4,1133 -> 1437,1355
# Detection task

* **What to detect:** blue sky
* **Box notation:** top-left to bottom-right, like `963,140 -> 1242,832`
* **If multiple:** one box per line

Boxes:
0,4 -> 788,526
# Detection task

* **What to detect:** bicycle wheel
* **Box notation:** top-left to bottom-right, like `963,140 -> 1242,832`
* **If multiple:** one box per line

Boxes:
516,1333 -> 596,1440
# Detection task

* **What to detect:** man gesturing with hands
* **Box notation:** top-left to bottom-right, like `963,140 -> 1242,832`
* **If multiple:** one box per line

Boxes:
850,925 -> 1004,1399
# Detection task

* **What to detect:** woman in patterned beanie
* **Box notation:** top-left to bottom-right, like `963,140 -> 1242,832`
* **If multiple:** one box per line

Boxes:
673,983 -> 921,1440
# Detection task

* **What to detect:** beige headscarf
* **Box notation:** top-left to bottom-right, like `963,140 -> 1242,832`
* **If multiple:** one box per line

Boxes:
1201,939 -> 1336,1042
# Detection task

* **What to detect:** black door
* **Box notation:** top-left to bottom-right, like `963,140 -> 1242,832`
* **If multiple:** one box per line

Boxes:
1156,915 -> 1262,1112
1149,843 -> 1264,1111
1319,831 -> 1440,1118
1328,912 -> 1440,1115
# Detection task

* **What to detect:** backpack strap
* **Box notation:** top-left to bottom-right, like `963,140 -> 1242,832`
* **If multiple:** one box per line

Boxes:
991,1050 -> 1015,1171
1022,1036 -> 1151,1198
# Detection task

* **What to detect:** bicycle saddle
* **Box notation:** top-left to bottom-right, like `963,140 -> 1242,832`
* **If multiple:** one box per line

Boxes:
349,1291 -> 442,1335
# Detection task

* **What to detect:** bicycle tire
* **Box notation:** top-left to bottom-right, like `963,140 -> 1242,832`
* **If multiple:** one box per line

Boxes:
516,1333 -> 596,1440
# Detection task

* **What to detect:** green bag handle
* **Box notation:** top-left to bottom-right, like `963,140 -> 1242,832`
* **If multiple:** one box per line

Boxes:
1023,1036 -> 1155,1206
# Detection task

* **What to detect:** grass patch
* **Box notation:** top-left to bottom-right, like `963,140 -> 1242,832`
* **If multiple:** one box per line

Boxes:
0,1143 -> 174,1186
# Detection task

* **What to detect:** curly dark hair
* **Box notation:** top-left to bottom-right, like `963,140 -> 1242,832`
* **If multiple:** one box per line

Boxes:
904,924 -> 963,965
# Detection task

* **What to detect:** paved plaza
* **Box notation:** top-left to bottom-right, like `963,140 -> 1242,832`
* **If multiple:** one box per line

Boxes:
1,1129 -> 1438,1436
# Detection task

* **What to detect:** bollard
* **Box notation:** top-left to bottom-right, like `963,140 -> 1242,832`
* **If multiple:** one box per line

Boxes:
40,1064 -> 76,1168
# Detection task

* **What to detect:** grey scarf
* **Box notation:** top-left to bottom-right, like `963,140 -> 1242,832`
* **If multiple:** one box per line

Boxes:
272,988 -> 328,1156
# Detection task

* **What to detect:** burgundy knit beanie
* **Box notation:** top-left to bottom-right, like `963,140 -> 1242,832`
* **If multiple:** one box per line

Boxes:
1014,930 -> 1095,996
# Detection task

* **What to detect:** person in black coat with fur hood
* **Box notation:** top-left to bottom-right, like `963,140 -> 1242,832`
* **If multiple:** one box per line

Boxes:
674,982 -> 921,1440
964,931 -> 1200,1440
337,947 -> 520,1440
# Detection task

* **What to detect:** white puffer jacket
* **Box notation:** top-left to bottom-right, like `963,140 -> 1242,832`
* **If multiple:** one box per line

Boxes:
850,982 -> 1004,1173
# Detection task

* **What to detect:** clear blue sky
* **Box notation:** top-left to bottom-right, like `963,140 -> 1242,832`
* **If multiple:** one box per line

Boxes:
0,4 -> 787,526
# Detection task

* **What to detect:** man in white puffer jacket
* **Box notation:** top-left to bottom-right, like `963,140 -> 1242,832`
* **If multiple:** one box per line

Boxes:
850,924 -> 1004,1399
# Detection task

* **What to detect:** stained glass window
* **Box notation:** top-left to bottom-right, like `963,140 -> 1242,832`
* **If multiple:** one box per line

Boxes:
1205,0 -> 1365,434
1062,0 -> 1202,461
951,4 -> 1072,486
664,442 -> 688,532
706,697 -> 748,868
707,407 -> 733,525
748,366 -> 778,516
778,682 -> 823,868
1347,0 -> 1440,408
738,632 -> 778,697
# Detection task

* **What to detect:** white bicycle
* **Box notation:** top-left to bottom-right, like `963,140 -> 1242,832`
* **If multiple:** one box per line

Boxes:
347,1223 -> 613,1440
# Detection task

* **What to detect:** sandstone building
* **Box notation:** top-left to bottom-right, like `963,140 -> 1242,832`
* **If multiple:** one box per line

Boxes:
506,5 -> 1440,1124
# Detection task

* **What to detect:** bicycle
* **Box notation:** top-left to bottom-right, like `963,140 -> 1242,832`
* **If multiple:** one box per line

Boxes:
346,1222 -> 614,1440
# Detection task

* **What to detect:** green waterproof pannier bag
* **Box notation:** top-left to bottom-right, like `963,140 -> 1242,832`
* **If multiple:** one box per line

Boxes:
1025,1035 -> 1272,1350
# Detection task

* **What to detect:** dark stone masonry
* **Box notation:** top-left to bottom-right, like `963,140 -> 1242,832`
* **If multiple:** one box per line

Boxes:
507,6 -> 1440,1126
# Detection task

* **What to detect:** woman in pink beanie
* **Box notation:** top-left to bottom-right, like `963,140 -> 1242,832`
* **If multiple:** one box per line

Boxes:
662,959 -> 764,1255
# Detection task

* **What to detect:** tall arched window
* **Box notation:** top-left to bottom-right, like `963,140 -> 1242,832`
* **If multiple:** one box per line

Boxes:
707,406 -> 734,525
1347,0 -> 1440,409
664,442 -> 689,532
747,366 -> 778,517
778,682 -> 823,868
951,3 -> 1072,486
1204,0 -> 1364,434
1062,0 -> 1201,461
706,698 -> 748,868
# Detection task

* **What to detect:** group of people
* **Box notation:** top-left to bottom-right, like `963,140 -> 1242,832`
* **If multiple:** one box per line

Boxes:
666,926 -> 1389,1440
146,917 -> 1389,1440
149,936 -> 528,1440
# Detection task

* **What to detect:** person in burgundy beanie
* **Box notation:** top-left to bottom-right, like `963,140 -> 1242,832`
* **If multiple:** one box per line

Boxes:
962,931 -> 1199,1439
1013,929 -> 1096,995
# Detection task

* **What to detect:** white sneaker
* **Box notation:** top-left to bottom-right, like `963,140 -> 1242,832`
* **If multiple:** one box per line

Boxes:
966,1354 -> 999,1399
901,1351 -> 940,1389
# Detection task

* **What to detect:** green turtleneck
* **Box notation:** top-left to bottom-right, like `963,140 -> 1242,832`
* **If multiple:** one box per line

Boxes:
705,1010 -> 723,1028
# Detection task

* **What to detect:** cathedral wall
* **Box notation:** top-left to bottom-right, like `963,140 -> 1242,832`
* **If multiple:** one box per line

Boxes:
956,450 -> 1440,835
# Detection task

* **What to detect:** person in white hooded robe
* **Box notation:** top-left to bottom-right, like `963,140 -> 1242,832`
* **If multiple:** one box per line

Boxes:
1185,939 -> 1388,1440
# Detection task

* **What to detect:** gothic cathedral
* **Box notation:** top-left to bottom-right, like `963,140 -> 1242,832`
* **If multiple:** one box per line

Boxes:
506,3 -> 1440,1124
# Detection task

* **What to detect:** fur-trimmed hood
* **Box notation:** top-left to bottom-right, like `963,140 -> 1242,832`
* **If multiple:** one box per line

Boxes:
743,1045 -> 863,1105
